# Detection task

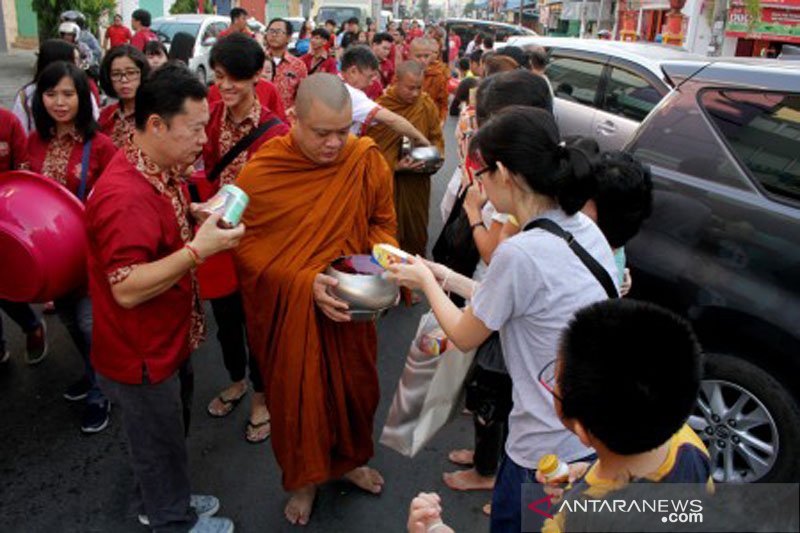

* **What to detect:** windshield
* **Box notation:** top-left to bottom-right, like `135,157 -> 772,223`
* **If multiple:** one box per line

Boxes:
151,21 -> 200,43
317,7 -> 361,26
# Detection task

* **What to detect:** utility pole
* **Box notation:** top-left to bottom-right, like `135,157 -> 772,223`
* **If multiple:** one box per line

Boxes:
708,0 -> 728,56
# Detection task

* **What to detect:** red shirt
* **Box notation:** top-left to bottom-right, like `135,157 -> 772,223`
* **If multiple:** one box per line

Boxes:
27,130 -> 117,199
365,79 -> 383,101
218,27 -> 254,39
131,28 -> 158,51
0,108 -> 28,171
99,103 -> 135,148
207,79 -> 287,122
379,57 -> 395,87
106,24 -> 132,48
86,146 -> 200,384
301,52 -> 338,75
264,52 -> 308,111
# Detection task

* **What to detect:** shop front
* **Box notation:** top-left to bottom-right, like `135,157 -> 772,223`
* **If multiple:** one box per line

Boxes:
726,0 -> 800,56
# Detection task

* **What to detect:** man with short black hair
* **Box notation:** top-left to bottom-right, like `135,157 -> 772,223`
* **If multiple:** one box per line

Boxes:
469,49 -> 484,77
339,16 -> 360,50
104,14 -> 132,50
339,45 -> 429,144
219,7 -> 254,38
264,18 -> 308,110
302,28 -> 337,75
372,32 -> 396,87
130,9 -> 157,51
86,63 -> 242,533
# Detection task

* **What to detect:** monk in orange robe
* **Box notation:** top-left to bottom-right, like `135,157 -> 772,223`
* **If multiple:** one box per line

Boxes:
366,60 -> 444,257
410,37 -> 451,123
234,73 -> 398,526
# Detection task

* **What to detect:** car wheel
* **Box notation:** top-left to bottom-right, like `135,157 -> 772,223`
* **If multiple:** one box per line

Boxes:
688,353 -> 800,483
197,66 -> 207,85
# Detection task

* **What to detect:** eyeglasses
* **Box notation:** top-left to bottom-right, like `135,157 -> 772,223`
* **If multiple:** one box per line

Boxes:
473,166 -> 492,180
110,69 -> 141,82
538,359 -> 563,402
266,28 -> 287,35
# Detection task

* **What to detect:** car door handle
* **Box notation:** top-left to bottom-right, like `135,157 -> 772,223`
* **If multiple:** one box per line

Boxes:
596,120 -> 617,135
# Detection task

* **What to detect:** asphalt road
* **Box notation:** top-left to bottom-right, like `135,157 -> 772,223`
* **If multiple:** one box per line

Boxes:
0,114 -> 492,532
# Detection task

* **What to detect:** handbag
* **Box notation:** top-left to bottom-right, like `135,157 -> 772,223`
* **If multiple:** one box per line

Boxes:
380,311 -> 477,457
465,218 -> 619,426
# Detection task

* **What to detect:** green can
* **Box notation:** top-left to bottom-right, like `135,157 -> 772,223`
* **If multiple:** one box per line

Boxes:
218,184 -> 249,229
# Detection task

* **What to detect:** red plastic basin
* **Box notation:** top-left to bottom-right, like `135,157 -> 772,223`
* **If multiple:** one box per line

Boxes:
0,170 -> 87,302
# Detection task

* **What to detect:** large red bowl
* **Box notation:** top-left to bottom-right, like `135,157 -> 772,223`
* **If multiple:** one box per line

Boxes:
0,170 -> 87,302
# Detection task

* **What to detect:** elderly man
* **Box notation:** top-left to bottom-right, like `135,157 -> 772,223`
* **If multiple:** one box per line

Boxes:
366,61 -> 444,257
410,37 -> 450,122
263,18 -> 308,110
234,73 -> 397,526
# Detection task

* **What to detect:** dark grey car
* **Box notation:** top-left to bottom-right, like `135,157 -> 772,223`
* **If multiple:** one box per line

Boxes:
625,59 -> 800,483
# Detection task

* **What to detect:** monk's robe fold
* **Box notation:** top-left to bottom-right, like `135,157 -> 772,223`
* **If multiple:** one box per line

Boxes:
234,134 -> 397,490
423,60 -> 451,122
366,86 -> 444,257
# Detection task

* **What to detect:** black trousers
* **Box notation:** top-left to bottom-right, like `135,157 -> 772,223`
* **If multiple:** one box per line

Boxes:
98,362 -> 197,532
209,291 -> 263,392
474,414 -> 508,477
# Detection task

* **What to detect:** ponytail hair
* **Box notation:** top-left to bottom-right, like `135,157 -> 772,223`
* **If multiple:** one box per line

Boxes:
471,106 -> 596,215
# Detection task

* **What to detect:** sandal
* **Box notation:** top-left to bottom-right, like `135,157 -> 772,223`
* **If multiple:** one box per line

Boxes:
245,418 -> 271,444
207,388 -> 247,418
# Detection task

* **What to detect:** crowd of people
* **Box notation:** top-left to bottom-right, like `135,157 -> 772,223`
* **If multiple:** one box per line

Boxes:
0,8 -> 714,533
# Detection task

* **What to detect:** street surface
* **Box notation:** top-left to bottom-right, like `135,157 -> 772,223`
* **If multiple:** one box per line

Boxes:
0,60 -> 489,532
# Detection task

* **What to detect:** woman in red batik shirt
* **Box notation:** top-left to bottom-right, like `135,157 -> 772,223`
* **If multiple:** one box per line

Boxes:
26,61 -> 116,434
99,46 -> 150,148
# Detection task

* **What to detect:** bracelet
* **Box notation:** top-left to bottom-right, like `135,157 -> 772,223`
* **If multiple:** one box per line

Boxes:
185,244 -> 204,266
471,221 -> 485,231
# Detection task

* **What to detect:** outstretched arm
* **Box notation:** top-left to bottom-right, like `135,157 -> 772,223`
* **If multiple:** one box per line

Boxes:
375,108 -> 431,147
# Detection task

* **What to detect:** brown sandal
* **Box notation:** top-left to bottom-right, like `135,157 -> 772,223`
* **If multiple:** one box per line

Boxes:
245,418 -> 271,444
207,389 -> 247,418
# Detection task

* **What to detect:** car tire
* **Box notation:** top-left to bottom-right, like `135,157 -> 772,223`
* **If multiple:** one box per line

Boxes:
689,353 -> 800,483
197,66 -> 207,86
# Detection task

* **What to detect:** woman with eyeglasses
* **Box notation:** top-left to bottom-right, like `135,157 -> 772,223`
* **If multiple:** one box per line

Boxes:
26,60 -> 117,434
99,45 -> 150,147
387,107 -> 619,533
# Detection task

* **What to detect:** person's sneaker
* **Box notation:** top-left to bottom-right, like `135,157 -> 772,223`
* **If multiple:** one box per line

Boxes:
25,322 -> 48,365
81,400 -> 111,434
63,376 -> 92,401
190,517 -> 234,533
138,494 -> 221,526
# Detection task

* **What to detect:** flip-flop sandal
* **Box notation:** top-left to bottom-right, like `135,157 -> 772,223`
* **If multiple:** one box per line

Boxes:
448,449 -> 475,466
245,418 -> 271,444
207,390 -> 247,418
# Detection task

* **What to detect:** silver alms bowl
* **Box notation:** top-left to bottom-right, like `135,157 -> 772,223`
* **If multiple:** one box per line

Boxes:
409,146 -> 442,163
325,255 -> 399,321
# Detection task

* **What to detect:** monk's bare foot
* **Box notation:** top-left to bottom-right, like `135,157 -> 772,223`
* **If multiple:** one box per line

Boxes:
442,468 -> 495,491
447,449 -> 474,466
482,502 -> 492,516
284,485 -> 317,526
344,466 -> 385,494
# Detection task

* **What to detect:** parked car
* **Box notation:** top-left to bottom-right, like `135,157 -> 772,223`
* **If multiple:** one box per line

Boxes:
503,36 -> 700,152
446,18 -> 536,54
624,58 -> 800,484
151,14 -> 230,84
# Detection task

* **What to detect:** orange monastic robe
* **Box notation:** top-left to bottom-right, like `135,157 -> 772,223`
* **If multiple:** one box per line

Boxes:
234,134 -> 397,491
423,60 -> 451,122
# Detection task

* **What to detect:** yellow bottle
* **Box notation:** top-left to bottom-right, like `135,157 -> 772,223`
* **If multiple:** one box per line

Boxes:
538,454 -> 570,485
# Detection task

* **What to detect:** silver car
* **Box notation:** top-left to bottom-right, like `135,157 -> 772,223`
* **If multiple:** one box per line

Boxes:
151,14 -> 230,84
503,36 -> 701,152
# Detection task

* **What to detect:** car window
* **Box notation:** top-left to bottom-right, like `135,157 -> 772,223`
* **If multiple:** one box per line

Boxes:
702,90 -> 800,203
151,21 -> 201,42
603,67 -> 662,122
546,56 -> 604,108
202,22 -> 225,42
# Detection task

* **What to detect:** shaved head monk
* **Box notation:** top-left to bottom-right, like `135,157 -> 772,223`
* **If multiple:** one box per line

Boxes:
234,73 -> 398,526
366,61 -> 444,257
410,37 -> 451,123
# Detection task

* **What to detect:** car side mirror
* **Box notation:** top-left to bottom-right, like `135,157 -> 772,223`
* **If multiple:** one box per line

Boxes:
202,36 -> 217,47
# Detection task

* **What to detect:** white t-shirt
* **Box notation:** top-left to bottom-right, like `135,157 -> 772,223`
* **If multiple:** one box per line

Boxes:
345,83 -> 380,136
472,209 -> 619,470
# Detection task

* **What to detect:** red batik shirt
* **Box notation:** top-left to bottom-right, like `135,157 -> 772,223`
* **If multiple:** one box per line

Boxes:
379,56 -> 395,87
202,99 -> 289,189
26,128 -> 117,199
207,79 -> 287,122
86,142 -> 206,385
301,52 -> 338,75
99,103 -> 136,148
264,51 -> 308,110
0,107 -> 28,171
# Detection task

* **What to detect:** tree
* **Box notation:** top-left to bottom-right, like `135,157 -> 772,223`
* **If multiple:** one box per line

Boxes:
463,0 -> 477,17
32,0 -> 115,39
171,0 -> 214,15
415,0 -> 431,20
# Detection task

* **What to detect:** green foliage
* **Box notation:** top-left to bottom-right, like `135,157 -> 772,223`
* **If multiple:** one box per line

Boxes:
170,0 -> 214,16
415,0 -> 431,20
744,0 -> 761,26
463,0 -> 477,17
32,0 -> 115,38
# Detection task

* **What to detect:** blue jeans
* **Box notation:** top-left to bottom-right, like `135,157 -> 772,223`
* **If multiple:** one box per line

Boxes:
55,291 -> 105,405
490,452 -> 597,533
0,300 -> 41,352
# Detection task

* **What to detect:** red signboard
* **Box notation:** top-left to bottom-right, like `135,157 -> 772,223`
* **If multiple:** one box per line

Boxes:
726,5 -> 800,43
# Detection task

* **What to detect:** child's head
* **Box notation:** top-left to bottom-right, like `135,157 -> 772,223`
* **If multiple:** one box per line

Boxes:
457,56 -> 470,76
555,299 -> 702,455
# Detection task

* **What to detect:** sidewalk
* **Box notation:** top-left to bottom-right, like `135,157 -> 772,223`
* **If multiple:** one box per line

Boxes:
0,49 -> 36,108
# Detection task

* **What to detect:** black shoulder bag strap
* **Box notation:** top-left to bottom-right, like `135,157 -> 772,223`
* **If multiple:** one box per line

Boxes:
525,218 -> 619,299
205,117 -> 282,183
